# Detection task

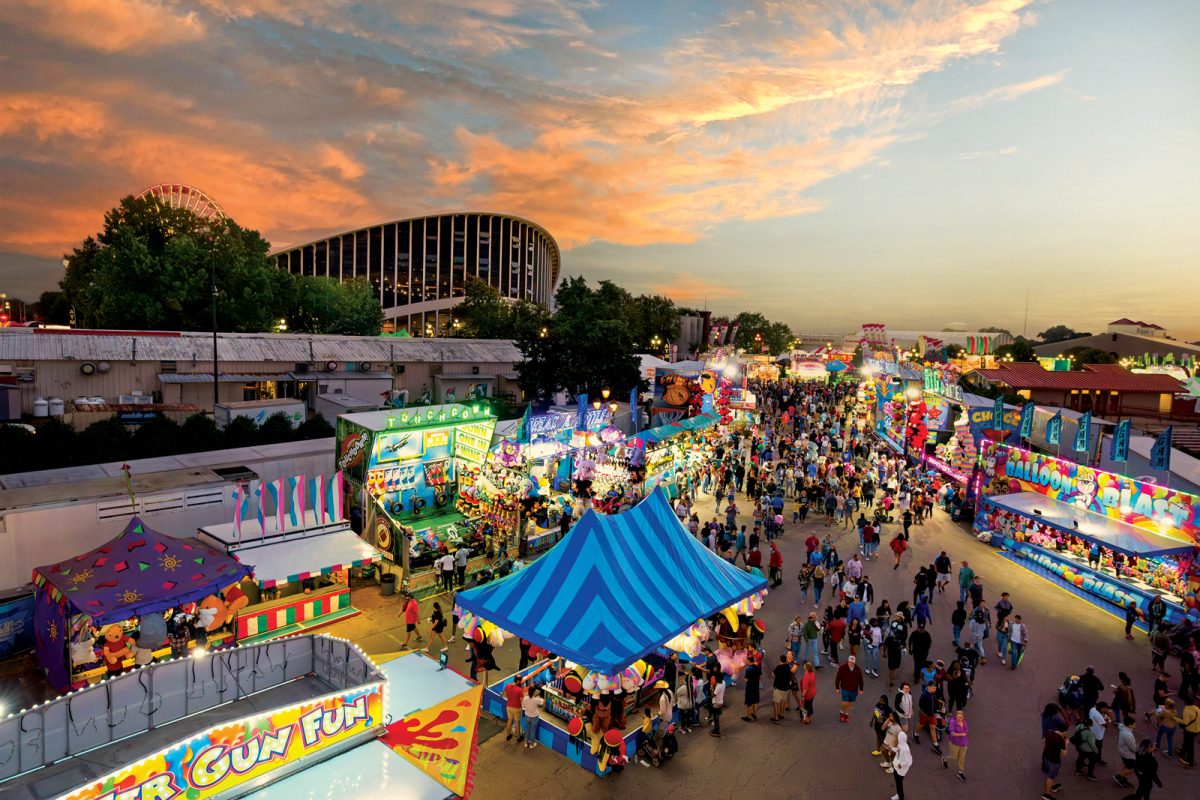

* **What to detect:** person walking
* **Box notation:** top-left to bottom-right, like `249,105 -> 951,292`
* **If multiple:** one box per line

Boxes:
1042,720 -> 1068,799
908,623 -> 932,683
958,561 -> 975,604
835,655 -> 866,723
800,660 -> 817,723
1124,739 -> 1162,799
942,708 -> 969,781
863,617 -> 882,678
400,593 -> 422,648
768,541 -> 783,588
742,655 -> 762,722
1071,713 -> 1101,780
425,601 -> 448,652
890,534 -> 907,570
803,612 -> 823,668
787,614 -> 804,662
1179,692 -> 1199,767
934,551 -> 952,594
1115,715 -> 1138,788
1008,614 -> 1028,669
967,606 -> 989,665
890,730 -> 912,800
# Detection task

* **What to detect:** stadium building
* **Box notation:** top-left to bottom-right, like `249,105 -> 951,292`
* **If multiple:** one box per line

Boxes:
273,212 -> 560,335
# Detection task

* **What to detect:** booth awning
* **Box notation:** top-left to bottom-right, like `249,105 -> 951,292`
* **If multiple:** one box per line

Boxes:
640,413 -> 718,444
454,488 -> 767,674
984,491 -> 1194,557
230,528 -> 382,588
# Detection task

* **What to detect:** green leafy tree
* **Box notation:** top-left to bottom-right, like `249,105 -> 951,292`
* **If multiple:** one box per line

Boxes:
626,294 -> 681,352
77,418 -> 133,464
131,416 -> 183,459
995,338 -> 1038,362
223,416 -> 260,447
1065,346 -> 1117,368
296,415 -> 335,440
330,279 -> 384,336
0,426 -> 37,474
731,311 -> 793,354
178,413 -> 225,453
1038,325 -> 1089,344
31,291 -> 72,325
452,279 -> 511,338
515,276 -> 640,401
257,412 -> 296,445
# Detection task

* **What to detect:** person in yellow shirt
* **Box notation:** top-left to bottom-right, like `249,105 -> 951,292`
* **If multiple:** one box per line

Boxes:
1179,694 -> 1199,767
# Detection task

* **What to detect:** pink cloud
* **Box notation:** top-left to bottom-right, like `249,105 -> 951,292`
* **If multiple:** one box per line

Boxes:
0,0 -> 204,54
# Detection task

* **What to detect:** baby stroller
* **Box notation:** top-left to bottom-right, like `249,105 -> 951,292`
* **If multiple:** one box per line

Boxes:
637,724 -> 678,767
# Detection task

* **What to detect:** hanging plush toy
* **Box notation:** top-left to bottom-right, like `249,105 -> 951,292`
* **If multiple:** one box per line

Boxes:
101,624 -> 134,673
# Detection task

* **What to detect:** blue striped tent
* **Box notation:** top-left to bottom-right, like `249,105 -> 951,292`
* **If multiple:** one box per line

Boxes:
455,488 -> 766,674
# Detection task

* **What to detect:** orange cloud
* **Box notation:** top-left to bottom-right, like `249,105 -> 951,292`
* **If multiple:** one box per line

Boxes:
0,0 -> 204,53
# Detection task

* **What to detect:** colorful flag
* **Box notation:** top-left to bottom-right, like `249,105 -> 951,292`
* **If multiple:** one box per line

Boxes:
992,397 -> 1004,429
576,393 -> 588,432
630,386 -> 640,433
1046,412 -> 1062,446
265,477 -> 285,532
1073,411 -> 1092,453
1151,427 -> 1173,472
516,402 -> 532,444
326,470 -> 345,522
1018,403 -> 1035,439
1110,419 -> 1131,462
310,474 -> 326,524
232,483 -> 250,541
254,481 -> 265,535
287,473 -> 306,528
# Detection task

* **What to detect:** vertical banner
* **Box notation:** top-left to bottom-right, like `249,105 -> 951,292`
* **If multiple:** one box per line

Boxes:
1151,427 -> 1173,472
232,483 -> 250,541
992,397 -> 1004,431
1018,402 -> 1035,440
265,478 -> 285,532
1110,419 -> 1131,462
1045,412 -> 1062,446
1073,411 -> 1092,453
254,481 -> 265,535
327,470 -> 345,522
287,473 -> 306,528
576,393 -> 588,432
310,474 -> 327,523
630,386 -> 640,433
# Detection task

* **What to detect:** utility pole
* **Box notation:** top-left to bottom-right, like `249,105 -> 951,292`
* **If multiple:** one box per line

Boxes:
211,242 -> 219,411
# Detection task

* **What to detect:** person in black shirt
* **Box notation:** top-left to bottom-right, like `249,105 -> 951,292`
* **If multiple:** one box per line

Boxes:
771,654 -> 794,723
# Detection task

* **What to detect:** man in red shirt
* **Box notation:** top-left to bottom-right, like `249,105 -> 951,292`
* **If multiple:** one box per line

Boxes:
401,594 -> 422,648
768,542 -> 783,587
834,655 -> 865,723
805,533 -> 820,559
827,615 -> 846,665
503,679 -> 525,741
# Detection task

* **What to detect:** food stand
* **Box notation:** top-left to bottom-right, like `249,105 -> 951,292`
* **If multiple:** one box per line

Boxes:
974,442 -> 1199,622
197,513 -> 383,645
31,517 -> 253,693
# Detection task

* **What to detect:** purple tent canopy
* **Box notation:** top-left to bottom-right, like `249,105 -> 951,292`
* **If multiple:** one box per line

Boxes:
32,516 -> 253,691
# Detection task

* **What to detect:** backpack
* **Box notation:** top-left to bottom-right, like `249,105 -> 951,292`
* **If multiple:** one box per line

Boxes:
1069,723 -> 1085,748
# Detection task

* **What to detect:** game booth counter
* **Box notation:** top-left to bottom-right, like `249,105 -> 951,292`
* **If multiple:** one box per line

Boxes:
30,517 -> 254,693
452,488 -> 768,776
336,405 -> 498,594
197,510 -> 384,647
973,442 -> 1200,625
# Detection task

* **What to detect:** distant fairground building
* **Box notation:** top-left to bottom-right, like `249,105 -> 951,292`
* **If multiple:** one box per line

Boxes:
273,213 -> 561,336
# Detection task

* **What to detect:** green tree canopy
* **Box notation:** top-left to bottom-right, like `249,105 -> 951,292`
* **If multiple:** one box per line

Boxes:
729,311 -> 793,354
995,338 -> 1038,362
1038,325 -> 1089,344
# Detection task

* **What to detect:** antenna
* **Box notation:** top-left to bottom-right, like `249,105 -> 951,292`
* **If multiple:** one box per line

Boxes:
1022,288 -> 1030,338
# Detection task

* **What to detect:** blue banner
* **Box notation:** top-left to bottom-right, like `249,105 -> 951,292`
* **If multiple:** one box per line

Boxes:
0,592 -> 35,658
1073,411 -> 1092,453
992,397 -> 1005,432
1018,402 -> 1035,439
1151,427 -> 1173,472
1109,419 -> 1131,462
1046,412 -> 1062,446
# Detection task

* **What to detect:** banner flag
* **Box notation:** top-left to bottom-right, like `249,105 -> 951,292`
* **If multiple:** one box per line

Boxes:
992,397 -> 1004,429
380,683 -> 483,799
1073,411 -> 1092,453
1151,427 -> 1173,472
310,474 -> 326,524
1109,419 -> 1131,462
1046,412 -> 1062,446
232,483 -> 250,541
1018,403 -> 1035,439
254,481 -> 265,535
287,473 -> 306,528
265,477 -> 284,532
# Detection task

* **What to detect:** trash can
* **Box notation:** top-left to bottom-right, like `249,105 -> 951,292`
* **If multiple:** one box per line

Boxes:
380,572 -> 397,596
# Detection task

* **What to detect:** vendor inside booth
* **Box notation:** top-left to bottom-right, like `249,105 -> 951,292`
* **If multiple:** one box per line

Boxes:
32,517 -> 253,692
198,511 -> 383,646
974,442 -> 1199,625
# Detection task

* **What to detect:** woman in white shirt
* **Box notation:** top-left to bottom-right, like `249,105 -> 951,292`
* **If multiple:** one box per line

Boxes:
521,687 -> 545,749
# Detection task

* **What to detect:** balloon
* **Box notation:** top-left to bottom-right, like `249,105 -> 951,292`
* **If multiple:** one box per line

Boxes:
568,716 -> 584,736
564,674 -> 583,694
722,607 -> 740,632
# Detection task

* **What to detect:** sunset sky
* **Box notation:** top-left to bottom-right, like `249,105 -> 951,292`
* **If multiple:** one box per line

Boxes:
2,1 -> 1197,339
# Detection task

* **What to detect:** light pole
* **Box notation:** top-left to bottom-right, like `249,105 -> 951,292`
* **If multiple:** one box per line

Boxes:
210,242 -> 219,411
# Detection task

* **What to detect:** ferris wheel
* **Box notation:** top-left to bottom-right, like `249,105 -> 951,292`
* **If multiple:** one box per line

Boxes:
135,183 -> 227,222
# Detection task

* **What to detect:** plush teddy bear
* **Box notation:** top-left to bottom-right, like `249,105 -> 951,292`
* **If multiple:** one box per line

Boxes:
101,624 -> 134,673
197,584 -> 250,632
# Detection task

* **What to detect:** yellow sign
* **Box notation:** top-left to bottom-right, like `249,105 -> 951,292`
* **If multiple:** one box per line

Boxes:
60,686 -> 383,800
380,683 -> 482,797
425,430 -> 450,448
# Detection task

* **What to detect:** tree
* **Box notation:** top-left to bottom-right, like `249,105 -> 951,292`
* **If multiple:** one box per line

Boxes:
995,338 -> 1038,362
979,326 -> 1013,336
1038,325 -> 1089,344
330,278 -> 384,336
453,279 -> 512,338
851,343 -> 865,369
131,416 -> 183,459
61,195 -> 290,332
77,418 -> 133,465
625,294 -> 681,352
257,412 -> 296,445
1065,347 -> 1117,368
515,276 -> 640,401
731,311 -> 793,354
178,413 -> 224,453
296,415 -> 335,440
223,417 -> 260,448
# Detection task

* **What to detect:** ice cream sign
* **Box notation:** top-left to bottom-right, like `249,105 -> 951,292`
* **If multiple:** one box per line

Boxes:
62,687 -> 383,800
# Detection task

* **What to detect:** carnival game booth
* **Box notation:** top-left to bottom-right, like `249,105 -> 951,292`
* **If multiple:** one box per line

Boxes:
31,517 -> 253,693
198,512 -> 384,646
974,442 -> 1199,624
337,405 -> 498,592
627,413 -> 720,499
0,634 -> 386,800
454,488 -> 768,775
